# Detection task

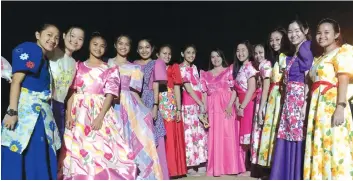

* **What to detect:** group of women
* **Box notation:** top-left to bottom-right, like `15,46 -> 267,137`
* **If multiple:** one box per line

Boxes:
1,16 -> 353,180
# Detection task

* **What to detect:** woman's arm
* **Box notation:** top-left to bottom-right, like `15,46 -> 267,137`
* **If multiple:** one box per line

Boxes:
259,78 -> 270,112
91,94 -> 114,130
8,72 -> 25,111
184,83 -> 203,106
153,82 -> 160,105
3,72 -> 25,130
332,73 -> 350,127
202,93 -> 207,111
240,77 -> 256,109
174,85 -> 182,111
97,94 -> 114,119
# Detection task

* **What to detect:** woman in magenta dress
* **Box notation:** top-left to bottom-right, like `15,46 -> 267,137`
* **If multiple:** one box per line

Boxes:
134,39 -> 169,180
232,41 -> 258,176
108,35 -> 163,180
179,44 -> 208,176
156,45 -> 188,178
270,19 -> 313,180
61,33 -> 137,180
200,49 -> 246,176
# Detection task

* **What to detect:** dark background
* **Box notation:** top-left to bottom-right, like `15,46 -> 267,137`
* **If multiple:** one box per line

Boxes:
2,1 -> 353,118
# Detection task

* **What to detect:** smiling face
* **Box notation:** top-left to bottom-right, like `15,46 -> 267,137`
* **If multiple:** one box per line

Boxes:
288,21 -> 307,46
158,46 -> 172,64
64,28 -> 84,53
36,25 -> 60,53
116,36 -> 131,57
254,45 -> 265,63
210,51 -> 223,68
137,40 -> 153,60
316,22 -> 339,48
89,37 -> 106,59
270,31 -> 282,52
182,46 -> 196,64
236,43 -> 249,62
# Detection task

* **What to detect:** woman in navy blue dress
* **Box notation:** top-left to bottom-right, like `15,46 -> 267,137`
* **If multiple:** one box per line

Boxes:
1,24 -> 62,180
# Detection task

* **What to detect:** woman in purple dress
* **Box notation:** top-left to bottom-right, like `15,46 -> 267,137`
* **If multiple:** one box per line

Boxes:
134,39 -> 169,180
270,19 -> 314,180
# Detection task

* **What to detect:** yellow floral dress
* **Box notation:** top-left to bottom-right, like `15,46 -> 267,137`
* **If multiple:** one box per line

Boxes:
304,44 -> 353,180
257,53 -> 286,167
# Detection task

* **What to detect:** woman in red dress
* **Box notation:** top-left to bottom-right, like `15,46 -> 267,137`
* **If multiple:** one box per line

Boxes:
157,44 -> 187,178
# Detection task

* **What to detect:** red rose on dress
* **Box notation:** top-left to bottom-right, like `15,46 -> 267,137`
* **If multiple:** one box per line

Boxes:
105,127 -> 111,135
26,61 -> 35,69
84,126 -> 91,136
104,153 -> 113,160
72,107 -> 76,115
80,149 -> 88,157
127,152 -> 134,160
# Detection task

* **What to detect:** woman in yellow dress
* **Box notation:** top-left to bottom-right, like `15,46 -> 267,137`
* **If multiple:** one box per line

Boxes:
256,27 -> 291,173
303,18 -> 353,180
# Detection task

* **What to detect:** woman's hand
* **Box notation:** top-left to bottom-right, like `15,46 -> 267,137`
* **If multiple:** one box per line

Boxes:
332,106 -> 345,127
92,115 -> 104,130
3,115 -> 18,130
152,105 -> 158,121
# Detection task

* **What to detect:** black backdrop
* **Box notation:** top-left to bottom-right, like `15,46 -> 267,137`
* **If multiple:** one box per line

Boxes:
2,1 -> 353,118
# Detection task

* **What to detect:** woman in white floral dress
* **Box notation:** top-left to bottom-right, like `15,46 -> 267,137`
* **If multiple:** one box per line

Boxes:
48,26 -> 85,141
179,44 -> 208,176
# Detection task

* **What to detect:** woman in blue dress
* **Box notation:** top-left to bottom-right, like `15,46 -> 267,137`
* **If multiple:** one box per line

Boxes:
1,24 -> 62,180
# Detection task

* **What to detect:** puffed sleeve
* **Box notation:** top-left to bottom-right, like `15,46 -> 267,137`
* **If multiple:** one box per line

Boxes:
171,63 -> 182,85
279,53 -> 287,70
180,64 -> 191,83
297,40 -> 314,72
130,65 -> 144,92
1,56 -> 12,81
103,67 -> 120,97
153,59 -> 167,82
260,60 -> 272,79
12,42 -> 43,74
245,63 -> 258,79
199,70 -> 208,93
69,61 -> 81,90
333,44 -> 353,77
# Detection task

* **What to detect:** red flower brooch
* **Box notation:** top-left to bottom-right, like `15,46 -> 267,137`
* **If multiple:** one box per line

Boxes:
26,61 -> 35,69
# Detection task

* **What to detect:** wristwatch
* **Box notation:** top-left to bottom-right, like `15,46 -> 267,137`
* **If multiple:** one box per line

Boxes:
337,102 -> 347,108
6,109 -> 18,116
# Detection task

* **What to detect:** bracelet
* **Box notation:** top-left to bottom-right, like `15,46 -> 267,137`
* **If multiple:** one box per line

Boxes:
153,103 -> 158,106
337,102 -> 347,108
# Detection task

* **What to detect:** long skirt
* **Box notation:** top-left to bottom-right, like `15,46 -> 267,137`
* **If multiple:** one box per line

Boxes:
164,119 -> 187,177
1,113 -> 57,180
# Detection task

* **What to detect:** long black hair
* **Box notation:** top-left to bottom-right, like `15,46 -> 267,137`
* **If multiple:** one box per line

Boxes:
232,40 -> 253,79
266,27 -> 294,67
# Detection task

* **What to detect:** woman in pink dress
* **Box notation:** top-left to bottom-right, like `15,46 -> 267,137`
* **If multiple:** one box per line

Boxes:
179,44 -> 208,176
200,49 -> 246,176
61,33 -> 137,180
232,41 -> 258,176
108,35 -> 163,180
